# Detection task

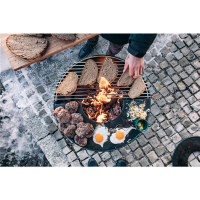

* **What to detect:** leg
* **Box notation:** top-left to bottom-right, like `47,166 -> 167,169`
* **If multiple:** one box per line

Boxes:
78,35 -> 99,59
106,42 -> 125,56
87,35 -> 99,46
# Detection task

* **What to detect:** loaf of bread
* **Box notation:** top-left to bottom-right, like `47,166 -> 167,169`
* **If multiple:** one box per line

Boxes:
78,59 -> 98,86
6,34 -> 48,60
128,76 -> 146,99
55,72 -> 78,95
117,67 -> 135,87
97,57 -> 118,83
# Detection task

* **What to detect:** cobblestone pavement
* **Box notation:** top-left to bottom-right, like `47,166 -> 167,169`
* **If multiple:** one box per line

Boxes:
1,34 -> 200,167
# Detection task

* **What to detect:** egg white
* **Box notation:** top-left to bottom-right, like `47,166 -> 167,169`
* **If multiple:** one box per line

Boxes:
110,127 -> 133,144
93,125 -> 110,147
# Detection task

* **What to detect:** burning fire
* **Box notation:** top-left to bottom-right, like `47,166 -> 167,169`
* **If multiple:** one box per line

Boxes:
82,77 -> 123,123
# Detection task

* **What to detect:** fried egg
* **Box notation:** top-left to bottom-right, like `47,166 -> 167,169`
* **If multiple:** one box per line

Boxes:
93,125 -> 109,147
110,127 -> 134,144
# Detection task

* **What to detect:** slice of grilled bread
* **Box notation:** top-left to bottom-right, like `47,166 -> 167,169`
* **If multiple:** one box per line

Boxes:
117,67 -> 135,87
128,76 -> 146,99
6,34 -> 48,60
97,57 -> 118,83
78,59 -> 98,86
55,72 -> 78,95
51,34 -> 76,43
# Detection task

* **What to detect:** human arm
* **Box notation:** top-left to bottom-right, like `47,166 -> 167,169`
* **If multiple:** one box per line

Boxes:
124,34 -> 157,78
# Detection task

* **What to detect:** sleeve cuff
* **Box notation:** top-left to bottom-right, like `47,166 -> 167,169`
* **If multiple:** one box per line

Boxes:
127,45 -> 145,58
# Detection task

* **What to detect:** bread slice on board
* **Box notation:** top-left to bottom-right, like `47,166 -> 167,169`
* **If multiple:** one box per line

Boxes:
51,34 -> 76,43
6,34 -> 48,60
20,34 -> 44,38
78,59 -> 98,86
97,57 -> 118,83
128,76 -> 146,99
117,67 -> 135,87
55,72 -> 78,95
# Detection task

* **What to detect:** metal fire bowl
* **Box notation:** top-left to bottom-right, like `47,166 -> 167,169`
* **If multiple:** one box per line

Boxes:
54,55 -> 151,152
55,98 -> 151,152
172,136 -> 200,166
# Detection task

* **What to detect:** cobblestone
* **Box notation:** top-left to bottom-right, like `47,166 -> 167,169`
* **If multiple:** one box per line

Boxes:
153,159 -> 164,167
137,135 -> 148,146
155,145 -> 166,156
179,129 -> 191,139
119,145 -> 131,156
101,152 -> 111,161
161,153 -> 171,165
131,161 -> 141,167
133,148 -> 144,159
161,136 -> 171,146
105,159 -> 115,167
77,150 -> 88,161
149,136 -> 160,148
147,151 -> 158,163
171,133 -> 182,144
92,153 -> 102,163
190,43 -> 199,52
139,157 -> 149,167
125,154 -> 135,163
174,51 -> 183,60
181,46 -> 190,56
179,57 -> 189,67
142,144 -> 152,155
188,112 -> 199,122
166,143 -> 175,152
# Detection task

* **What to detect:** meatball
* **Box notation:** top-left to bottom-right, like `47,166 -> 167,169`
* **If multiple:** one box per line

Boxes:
70,113 -> 83,124
52,106 -> 64,119
63,125 -> 76,138
57,109 -> 71,123
58,122 -> 70,132
77,122 -> 85,128
65,101 -> 79,114
74,135 -> 87,147
85,123 -> 94,138
76,122 -> 94,138
75,127 -> 89,138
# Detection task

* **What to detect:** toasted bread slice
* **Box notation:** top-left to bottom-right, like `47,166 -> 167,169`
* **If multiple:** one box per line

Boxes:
97,57 -> 118,83
6,34 -> 48,60
55,72 -> 78,95
117,67 -> 135,87
52,34 -> 76,43
128,76 -> 146,99
78,59 -> 98,86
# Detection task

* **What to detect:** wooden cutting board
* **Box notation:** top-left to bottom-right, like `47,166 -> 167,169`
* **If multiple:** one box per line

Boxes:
0,33 -> 99,71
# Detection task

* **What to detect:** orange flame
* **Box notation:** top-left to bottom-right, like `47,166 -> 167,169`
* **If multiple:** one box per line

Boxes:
82,76 -> 123,122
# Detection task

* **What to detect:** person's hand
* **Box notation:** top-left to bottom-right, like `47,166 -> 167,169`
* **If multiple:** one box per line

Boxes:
123,53 -> 144,78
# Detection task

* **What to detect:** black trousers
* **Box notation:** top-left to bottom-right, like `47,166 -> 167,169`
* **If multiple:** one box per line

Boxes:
87,35 -> 125,56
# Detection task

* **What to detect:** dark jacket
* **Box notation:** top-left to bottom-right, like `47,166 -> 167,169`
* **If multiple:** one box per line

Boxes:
101,34 -> 157,58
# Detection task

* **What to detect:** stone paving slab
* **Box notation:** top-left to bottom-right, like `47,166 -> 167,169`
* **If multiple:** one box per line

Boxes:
1,34 -> 200,167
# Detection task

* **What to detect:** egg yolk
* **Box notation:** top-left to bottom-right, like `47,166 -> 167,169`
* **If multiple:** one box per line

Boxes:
116,131 -> 125,140
95,133 -> 104,143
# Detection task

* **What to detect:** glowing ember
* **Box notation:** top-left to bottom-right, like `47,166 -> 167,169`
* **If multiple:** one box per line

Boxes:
82,77 -> 123,122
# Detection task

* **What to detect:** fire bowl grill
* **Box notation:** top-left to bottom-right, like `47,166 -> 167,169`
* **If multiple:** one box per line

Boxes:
54,55 -> 151,151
